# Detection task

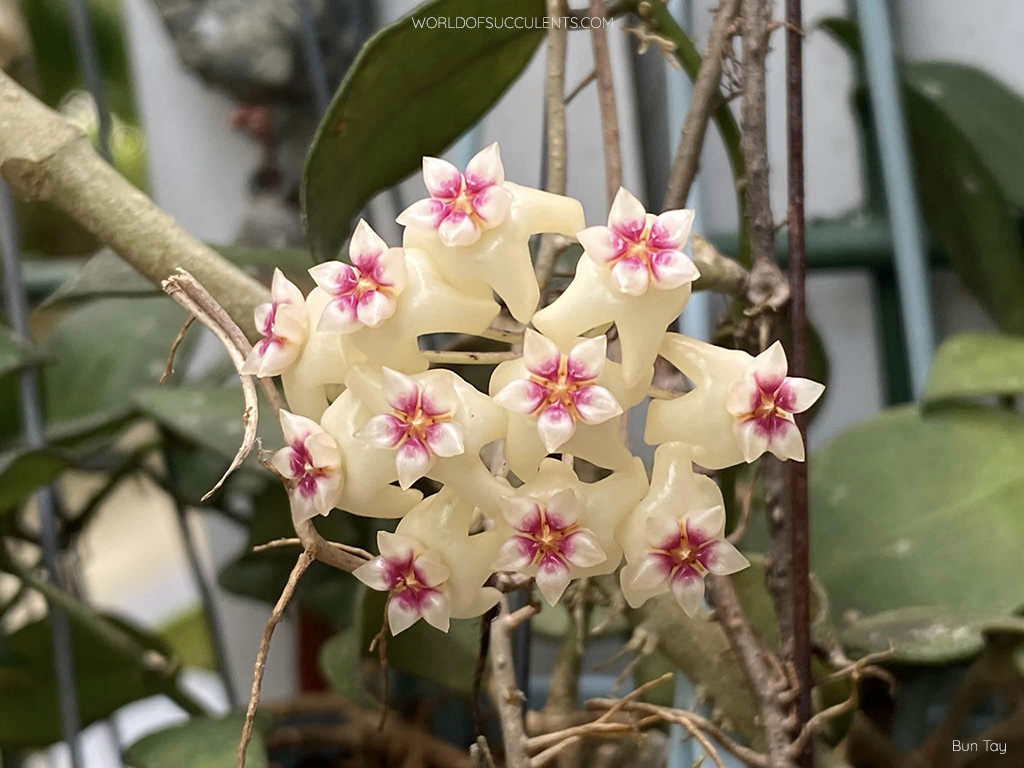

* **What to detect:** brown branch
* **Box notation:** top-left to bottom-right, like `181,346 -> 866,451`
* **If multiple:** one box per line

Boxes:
237,549 -> 314,768
662,0 -> 742,210
691,234 -> 750,295
0,70 -> 269,338
588,0 -> 622,205
422,349 -> 519,365
159,315 -> 195,384
488,596 -> 538,768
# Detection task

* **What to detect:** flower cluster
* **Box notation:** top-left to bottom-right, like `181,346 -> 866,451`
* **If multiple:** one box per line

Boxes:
250,144 -> 824,634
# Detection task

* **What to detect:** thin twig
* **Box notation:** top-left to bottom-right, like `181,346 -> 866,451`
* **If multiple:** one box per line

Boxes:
564,70 -> 597,105
728,462 -> 761,545
237,549 -> 314,768
588,0 -> 621,205
531,736 -> 582,767
488,596 -> 537,768
251,537 -> 373,561
159,315 -> 195,384
662,0 -> 742,210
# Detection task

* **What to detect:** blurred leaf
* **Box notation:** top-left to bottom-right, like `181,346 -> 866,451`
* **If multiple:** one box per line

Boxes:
905,62 -> 1024,210
41,297 -> 192,423
0,613 -> 174,747
811,405 -> 1024,620
817,17 -> 861,59
360,588 -> 481,695
842,606 -> 1024,665
319,625 -> 371,705
133,385 -> 281,466
42,246 -> 313,309
924,332 -> 1024,404
302,0 -> 545,261
124,713 -> 269,768
0,325 -> 42,378
906,79 -> 1024,334
157,608 -> 216,670
0,447 -> 68,513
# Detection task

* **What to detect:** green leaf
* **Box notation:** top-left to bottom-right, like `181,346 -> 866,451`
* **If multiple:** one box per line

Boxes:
811,405 -> 1024,621
133,385 -> 282,466
319,626 -> 371,705
41,297 -> 193,423
904,62 -> 1024,210
817,17 -> 862,59
905,84 -> 1024,334
841,606 -> 1024,665
124,713 -> 269,768
157,608 -> 216,670
924,332 -> 1024,405
0,447 -> 69,513
0,613 -> 175,747
0,325 -> 42,379
302,0 -> 545,261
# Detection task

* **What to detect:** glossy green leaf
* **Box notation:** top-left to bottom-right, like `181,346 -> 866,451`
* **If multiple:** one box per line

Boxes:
905,84 -> 1024,334
904,62 -> 1024,210
924,332 -> 1024,405
0,325 -> 42,379
124,713 -> 268,768
842,606 -> 1024,665
0,613 -> 174,747
302,0 -> 545,261
811,405 -> 1024,621
0,447 -> 68,513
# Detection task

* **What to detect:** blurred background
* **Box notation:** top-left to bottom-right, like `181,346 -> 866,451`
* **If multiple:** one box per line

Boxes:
2,1 -> 1023,766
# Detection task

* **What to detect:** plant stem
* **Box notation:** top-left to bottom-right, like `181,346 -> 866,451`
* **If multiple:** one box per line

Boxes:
588,0 -> 622,206
488,597 -> 536,768
0,70 -> 269,338
785,0 -> 813,765
662,0 -> 742,212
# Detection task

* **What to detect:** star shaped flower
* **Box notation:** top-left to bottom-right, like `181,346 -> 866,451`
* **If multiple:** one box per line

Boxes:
532,188 -> 698,386
400,143 -> 585,324
345,365 -> 508,512
490,330 -> 650,479
493,458 -> 648,605
617,443 -> 749,616
241,269 -> 309,377
309,220 -> 499,373
353,488 -> 502,634
270,410 -> 343,526
645,334 -> 825,468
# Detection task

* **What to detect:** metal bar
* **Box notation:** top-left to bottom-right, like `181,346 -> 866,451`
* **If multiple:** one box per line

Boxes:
0,181 -> 83,768
66,0 -> 112,162
296,0 -> 331,116
855,0 -> 935,395
785,0 -> 813,764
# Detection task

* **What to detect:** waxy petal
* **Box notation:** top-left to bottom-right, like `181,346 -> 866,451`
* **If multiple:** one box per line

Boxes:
670,567 -> 706,617
497,496 -> 542,533
472,186 -> 513,228
353,558 -> 394,591
753,341 -> 789,385
438,210 -> 481,247
318,295 -> 361,334
645,514 -> 682,551
576,225 -> 625,265
767,418 -> 806,462
279,410 -> 317,445
378,531 -> 418,564
242,337 -> 299,377
418,589 -> 452,632
396,197 -> 447,229
736,418 -> 772,463
270,268 -> 306,307
425,421 -> 466,458
270,446 -> 298,480
370,247 -> 408,292
697,540 -> 750,576
566,335 -> 607,381
562,530 -> 607,568
522,329 -> 560,380
572,385 -> 622,425
610,257 -> 650,296
395,438 -> 433,489
355,414 -> 406,448
349,219 -> 387,267
464,142 -> 505,191
535,554 -> 572,606
607,187 -> 647,240
387,594 -> 422,635
309,261 -> 358,296
650,249 -> 700,290
543,488 -> 581,529
412,549 -> 450,588
493,536 -> 538,570
649,209 -> 695,250
493,379 -> 546,414
536,402 -> 576,453
627,552 -> 674,592
780,377 -> 826,414
382,367 -> 420,413
305,430 -> 342,469
355,289 -> 396,328
419,375 -> 458,416
685,505 -> 726,547
422,156 -> 463,198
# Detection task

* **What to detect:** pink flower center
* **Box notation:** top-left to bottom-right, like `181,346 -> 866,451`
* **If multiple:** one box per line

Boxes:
288,438 -> 328,499
650,520 -> 712,580
257,301 -> 285,354
515,504 -> 582,568
382,554 -> 442,612
433,172 -> 495,227
736,375 -> 796,438
610,218 -> 660,275
392,389 -> 455,448
335,259 -> 394,303
528,355 -> 596,421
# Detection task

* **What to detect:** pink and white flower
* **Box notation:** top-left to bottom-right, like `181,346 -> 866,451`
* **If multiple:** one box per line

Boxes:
353,531 -> 452,635
270,410 -> 343,524
397,143 -> 514,247
354,368 -> 466,489
494,489 -> 607,605
620,506 -> 748,617
576,187 -> 699,296
241,269 -> 309,377
308,219 -> 407,333
493,330 -> 622,453
725,341 -> 826,462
